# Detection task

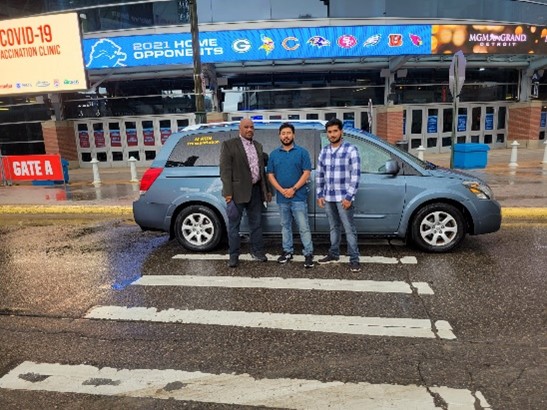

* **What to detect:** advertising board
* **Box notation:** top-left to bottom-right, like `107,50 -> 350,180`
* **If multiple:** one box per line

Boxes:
0,13 -> 88,96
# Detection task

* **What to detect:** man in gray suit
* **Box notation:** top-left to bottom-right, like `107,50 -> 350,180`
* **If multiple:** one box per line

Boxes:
220,118 -> 272,268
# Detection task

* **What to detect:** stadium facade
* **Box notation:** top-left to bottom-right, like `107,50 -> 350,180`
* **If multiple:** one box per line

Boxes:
1,0 -> 546,167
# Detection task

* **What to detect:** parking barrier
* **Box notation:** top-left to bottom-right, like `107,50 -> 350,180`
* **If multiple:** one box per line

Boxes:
508,141 -> 520,167
416,145 -> 426,161
128,157 -> 139,183
90,158 -> 101,186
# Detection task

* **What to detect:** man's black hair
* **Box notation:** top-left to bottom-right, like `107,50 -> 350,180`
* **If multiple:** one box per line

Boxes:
278,122 -> 295,133
325,118 -> 343,131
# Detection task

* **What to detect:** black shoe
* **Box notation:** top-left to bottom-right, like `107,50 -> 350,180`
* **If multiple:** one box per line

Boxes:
349,261 -> 361,272
318,254 -> 339,264
277,252 -> 293,264
251,252 -> 268,262
228,255 -> 239,268
304,254 -> 314,268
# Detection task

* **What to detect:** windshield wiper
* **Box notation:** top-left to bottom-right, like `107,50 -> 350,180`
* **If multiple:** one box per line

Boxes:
425,161 -> 438,170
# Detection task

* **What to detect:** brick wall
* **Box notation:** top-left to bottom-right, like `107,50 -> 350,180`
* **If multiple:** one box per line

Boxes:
42,120 -> 78,161
507,102 -> 542,147
375,106 -> 404,143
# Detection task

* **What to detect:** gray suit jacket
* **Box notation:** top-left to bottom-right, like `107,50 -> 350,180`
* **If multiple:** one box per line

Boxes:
220,137 -> 269,204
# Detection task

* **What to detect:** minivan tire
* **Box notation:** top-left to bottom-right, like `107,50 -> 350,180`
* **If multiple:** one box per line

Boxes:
174,205 -> 223,252
411,203 -> 466,252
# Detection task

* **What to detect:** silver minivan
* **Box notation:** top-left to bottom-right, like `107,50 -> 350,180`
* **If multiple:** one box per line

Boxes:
133,121 -> 501,253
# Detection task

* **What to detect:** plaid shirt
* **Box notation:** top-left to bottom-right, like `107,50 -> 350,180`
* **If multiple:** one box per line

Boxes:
316,141 -> 361,202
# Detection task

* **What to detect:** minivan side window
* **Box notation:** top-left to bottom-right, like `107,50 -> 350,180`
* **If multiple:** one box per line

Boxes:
255,128 -> 320,168
166,130 -> 232,166
342,133 -> 392,174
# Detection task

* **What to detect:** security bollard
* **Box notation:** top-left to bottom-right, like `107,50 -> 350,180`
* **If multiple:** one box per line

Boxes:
90,158 -> 101,185
508,140 -> 520,167
128,156 -> 139,183
416,145 -> 426,161
542,140 -> 547,165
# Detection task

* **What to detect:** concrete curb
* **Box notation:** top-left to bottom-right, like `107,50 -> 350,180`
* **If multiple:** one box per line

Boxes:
1,205 -> 546,221
0,205 -> 133,216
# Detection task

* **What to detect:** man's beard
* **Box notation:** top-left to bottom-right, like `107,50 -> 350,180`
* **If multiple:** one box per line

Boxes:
281,139 -> 293,146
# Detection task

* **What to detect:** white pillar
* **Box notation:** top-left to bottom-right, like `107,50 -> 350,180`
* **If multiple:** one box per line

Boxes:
90,158 -> 101,185
128,156 -> 138,183
416,145 -> 426,161
542,140 -> 547,164
508,141 -> 520,167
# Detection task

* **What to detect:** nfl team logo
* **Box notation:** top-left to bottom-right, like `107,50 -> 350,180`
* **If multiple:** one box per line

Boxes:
337,34 -> 358,49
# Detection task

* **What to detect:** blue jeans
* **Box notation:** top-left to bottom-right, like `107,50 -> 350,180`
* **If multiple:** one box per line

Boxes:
279,201 -> 313,256
324,201 -> 359,263
228,184 -> 264,257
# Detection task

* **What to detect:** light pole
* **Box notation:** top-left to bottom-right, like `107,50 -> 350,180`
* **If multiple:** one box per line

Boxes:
188,0 -> 206,124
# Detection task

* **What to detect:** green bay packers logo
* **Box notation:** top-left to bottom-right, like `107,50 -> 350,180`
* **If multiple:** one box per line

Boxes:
282,36 -> 300,51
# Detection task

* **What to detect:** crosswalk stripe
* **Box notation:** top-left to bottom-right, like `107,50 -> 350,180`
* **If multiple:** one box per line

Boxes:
133,275 -> 434,295
0,361 -> 490,409
85,306 -> 456,339
172,254 -> 418,264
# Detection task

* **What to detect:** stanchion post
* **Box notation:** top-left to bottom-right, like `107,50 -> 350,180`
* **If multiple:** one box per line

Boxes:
416,145 -> 426,161
128,156 -> 139,183
91,158 -> 101,186
508,141 -> 520,167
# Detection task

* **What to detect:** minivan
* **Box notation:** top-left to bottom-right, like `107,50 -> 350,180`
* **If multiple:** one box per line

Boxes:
133,121 -> 501,253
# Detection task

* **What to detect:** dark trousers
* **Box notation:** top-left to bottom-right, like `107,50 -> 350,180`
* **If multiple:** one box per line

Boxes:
228,184 -> 264,257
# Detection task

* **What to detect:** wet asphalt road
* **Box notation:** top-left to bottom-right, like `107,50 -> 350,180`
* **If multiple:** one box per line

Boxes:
0,215 -> 545,409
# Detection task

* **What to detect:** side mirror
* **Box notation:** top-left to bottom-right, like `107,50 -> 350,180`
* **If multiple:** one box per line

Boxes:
384,159 -> 400,175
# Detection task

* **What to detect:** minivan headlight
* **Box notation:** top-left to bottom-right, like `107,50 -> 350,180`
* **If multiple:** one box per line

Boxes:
463,181 -> 494,200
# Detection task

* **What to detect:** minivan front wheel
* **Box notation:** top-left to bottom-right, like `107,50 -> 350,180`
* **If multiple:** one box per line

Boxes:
174,205 -> 222,252
411,203 -> 466,252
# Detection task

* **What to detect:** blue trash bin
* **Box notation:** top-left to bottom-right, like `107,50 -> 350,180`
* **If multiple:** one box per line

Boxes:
453,143 -> 490,169
61,158 -> 70,183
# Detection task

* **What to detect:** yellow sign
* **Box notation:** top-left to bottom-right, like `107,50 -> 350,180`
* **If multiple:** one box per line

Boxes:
186,135 -> 220,146
0,13 -> 88,96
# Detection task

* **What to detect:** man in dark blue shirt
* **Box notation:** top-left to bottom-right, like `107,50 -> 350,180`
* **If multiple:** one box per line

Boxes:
267,123 -> 314,268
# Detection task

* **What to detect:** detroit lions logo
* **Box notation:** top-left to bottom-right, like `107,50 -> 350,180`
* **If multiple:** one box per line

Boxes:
87,39 -> 127,68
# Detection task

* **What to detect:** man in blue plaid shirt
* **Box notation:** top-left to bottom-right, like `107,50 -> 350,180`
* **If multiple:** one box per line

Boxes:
316,118 -> 361,272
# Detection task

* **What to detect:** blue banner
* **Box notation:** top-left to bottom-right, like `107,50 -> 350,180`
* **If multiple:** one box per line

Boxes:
427,115 -> 437,133
485,113 -> 494,130
457,115 -> 467,132
83,25 -> 432,69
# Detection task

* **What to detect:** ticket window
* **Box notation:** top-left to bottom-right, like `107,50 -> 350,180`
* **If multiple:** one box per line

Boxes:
124,121 -> 140,161
177,118 -> 189,132
93,123 -> 106,149
77,123 -> 92,162
159,119 -> 172,145
496,107 -> 507,144
426,108 -> 439,148
457,107 -> 468,144
410,109 -> 423,149
109,122 -> 123,162
142,120 -> 157,161
442,108 -> 453,148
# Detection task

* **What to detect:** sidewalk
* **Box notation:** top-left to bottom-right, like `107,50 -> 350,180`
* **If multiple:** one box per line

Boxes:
1,146 -> 546,218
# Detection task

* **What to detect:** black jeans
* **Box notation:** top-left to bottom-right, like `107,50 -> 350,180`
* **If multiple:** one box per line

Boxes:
228,184 -> 264,257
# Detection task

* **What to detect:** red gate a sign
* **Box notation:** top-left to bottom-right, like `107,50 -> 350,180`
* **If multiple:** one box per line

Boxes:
1,155 -> 64,181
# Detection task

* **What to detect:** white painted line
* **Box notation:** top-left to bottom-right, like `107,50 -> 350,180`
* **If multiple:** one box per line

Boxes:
133,275 -> 434,295
400,256 -> 418,264
173,253 -> 417,264
0,361 -> 488,409
85,306 -> 455,339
